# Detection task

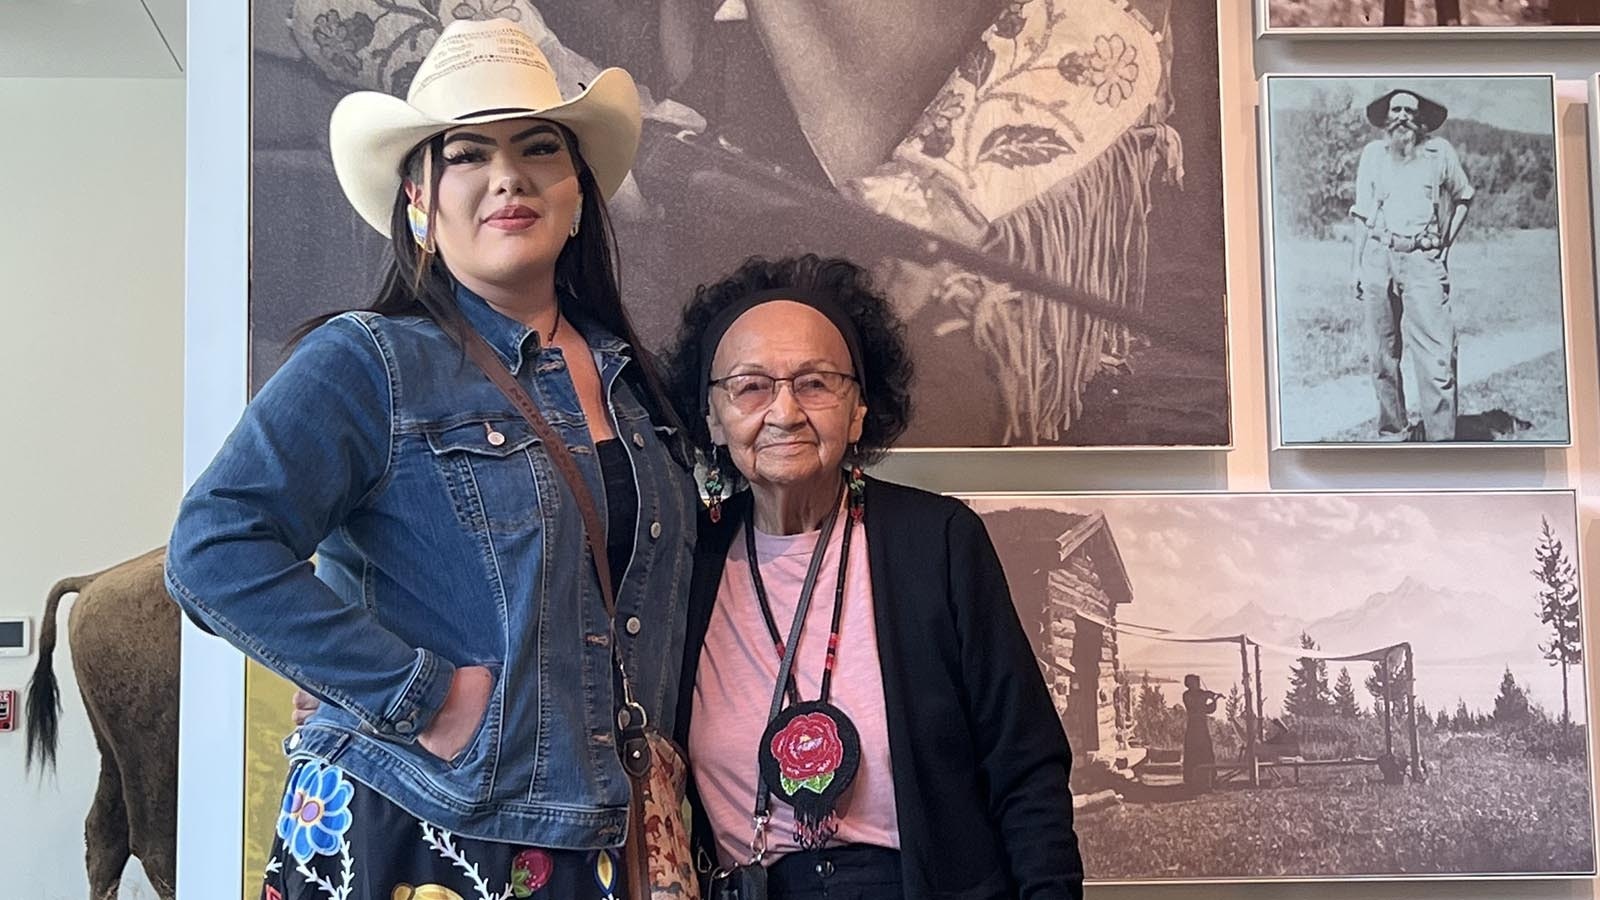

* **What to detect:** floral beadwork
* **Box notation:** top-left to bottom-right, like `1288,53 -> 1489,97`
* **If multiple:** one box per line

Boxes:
770,711 -> 846,796
511,848 -> 553,897
277,761 -> 356,862
1057,34 -> 1140,108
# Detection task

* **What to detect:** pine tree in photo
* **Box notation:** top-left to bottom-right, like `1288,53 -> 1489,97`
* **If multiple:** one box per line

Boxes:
1532,517 -> 1582,725
1453,699 -> 1473,732
1493,667 -> 1532,725
1285,632 -> 1332,719
1333,666 -> 1362,719
1225,683 -> 1242,722
1365,661 -> 1387,719
1435,706 -> 1450,731
1136,673 -> 1167,746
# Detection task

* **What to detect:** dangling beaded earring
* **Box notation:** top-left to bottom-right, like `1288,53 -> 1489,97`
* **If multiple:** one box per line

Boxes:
703,448 -> 726,524
569,203 -> 583,238
407,203 -> 433,251
846,444 -> 866,522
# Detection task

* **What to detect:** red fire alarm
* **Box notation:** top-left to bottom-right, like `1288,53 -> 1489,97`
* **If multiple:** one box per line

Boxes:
0,690 -> 15,733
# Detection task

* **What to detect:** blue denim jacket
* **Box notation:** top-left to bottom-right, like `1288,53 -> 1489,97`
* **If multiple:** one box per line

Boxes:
165,286 -> 699,848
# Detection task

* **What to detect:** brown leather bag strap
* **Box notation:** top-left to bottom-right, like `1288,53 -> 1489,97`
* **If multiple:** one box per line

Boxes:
457,327 -> 655,899
457,329 -> 618,615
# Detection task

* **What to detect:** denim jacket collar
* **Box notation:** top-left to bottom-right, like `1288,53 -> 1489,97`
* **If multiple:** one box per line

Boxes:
454,281 -> 630,375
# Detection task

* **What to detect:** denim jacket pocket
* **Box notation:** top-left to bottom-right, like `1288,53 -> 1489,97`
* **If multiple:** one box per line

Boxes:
426,419 -> 549,534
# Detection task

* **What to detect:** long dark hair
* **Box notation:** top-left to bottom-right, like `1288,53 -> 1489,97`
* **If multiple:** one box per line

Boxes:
297,126 -> 681,433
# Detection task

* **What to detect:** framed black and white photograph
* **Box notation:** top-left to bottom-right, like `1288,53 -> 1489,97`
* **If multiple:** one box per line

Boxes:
1257,0 -> 1600,38
1261,74 -> 1571,448
250,0 -> 1231,450
961,489 -> 1596,884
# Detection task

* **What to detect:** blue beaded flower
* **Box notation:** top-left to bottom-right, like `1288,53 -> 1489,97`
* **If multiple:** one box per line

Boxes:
277,761 -> 355,862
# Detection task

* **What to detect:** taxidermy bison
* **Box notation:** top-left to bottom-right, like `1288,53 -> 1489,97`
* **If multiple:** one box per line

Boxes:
25,548 -> 178,900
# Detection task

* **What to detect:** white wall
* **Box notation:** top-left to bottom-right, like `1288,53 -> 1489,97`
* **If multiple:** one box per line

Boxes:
0,77 -> 185,900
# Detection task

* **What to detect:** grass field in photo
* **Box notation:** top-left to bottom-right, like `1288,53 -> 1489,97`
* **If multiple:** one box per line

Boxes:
1080,726 -> 1594,879
1272,228 -> 1568,442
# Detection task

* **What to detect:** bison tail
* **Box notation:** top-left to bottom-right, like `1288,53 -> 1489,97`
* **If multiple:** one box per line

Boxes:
24,573 -> 93,773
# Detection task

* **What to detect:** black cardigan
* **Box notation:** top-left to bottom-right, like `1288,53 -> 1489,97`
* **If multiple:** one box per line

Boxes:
674,477 -> 1085,900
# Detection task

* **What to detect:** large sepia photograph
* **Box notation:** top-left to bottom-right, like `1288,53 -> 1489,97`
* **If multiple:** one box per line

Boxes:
1261,75 -> 1570,447
962,490 -> 1596,883
250,0 -> 1230,448
1260,0 -> 1600,35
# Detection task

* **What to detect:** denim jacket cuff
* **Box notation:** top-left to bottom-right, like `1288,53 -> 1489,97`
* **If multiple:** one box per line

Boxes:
372,648 -> 456,743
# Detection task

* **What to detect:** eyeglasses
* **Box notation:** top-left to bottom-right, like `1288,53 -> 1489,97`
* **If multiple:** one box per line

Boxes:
709,371 -> 858,414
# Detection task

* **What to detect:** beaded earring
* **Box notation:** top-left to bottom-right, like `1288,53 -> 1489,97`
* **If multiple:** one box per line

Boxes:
407,204 -> 432,251
846,444 -> 866,522
703,449 -> 726,524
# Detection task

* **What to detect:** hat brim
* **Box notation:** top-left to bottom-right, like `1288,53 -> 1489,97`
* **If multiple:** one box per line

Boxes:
1365,90 -> 1448,132
329,68 -> 641,237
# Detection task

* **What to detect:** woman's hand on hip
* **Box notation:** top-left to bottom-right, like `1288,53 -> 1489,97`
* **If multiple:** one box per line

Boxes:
291,688 -> 321,726
418,665 -> 494,763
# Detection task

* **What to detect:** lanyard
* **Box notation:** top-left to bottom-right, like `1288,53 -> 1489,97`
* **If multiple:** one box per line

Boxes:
742,482 -> 857,853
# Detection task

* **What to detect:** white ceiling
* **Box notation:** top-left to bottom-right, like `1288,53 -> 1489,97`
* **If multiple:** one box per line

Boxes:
0,0 -> 185,78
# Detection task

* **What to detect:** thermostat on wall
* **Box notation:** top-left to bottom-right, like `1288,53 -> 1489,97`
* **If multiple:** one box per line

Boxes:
0,617 -> 31,658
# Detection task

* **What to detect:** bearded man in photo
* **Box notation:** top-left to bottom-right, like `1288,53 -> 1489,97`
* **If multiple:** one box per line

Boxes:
1349,89 -> 1475,441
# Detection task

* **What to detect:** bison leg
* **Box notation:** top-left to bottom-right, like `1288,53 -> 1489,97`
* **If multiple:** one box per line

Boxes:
85,753 -> 131,900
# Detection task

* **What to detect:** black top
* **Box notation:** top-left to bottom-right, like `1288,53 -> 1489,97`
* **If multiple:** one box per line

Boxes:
595,438 -> 636,590
676,477 -> 1085,900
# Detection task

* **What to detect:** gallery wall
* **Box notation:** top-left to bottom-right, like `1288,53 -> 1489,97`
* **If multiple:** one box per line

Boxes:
0,77 -> 184,900
175,0 -> 1600,897
880,3 -> 1600,897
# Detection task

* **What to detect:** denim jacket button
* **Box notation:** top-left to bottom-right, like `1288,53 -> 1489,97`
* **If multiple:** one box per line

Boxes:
649,521 -> 662,540
486,429 -> 506,447
395,719 -> 416,735
625,616 -> 642,636
632,432 -> 645,449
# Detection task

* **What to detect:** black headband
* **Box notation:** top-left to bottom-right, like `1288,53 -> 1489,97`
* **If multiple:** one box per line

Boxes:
698,288 -> 868,416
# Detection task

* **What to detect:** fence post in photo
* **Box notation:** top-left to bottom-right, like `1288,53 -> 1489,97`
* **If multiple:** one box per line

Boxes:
1253,643 -> 1265,787
1405,644 -> 1423,782
1238,637 -> 1259,786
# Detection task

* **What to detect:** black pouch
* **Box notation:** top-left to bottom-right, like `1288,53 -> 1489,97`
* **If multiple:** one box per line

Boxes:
710,863 -> 768,900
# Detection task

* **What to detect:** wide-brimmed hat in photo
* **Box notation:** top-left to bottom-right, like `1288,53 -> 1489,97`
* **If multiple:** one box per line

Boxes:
329,17 -> 641,236
1365,88 -> 1448,132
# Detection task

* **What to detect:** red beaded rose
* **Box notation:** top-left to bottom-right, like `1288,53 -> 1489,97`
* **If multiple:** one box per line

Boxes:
770,711 -> 845,794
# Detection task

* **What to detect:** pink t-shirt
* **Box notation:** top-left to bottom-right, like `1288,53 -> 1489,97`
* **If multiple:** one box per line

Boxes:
688,512 -> 900,867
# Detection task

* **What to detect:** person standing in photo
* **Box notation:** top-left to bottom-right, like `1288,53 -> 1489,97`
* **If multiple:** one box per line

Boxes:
1349,88 -> 1475,441
1181,674 -> 1219,793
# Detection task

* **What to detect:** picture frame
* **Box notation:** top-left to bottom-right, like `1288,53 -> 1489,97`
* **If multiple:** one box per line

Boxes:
959,488 -> 1597,884
1256,0 -> 1600,39
247,0 -> 1233,451
1259,73 -> 1573,449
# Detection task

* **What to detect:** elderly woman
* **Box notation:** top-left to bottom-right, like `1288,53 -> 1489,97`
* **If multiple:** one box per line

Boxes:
665,255 -> 1084,899
166,19 -> 697,900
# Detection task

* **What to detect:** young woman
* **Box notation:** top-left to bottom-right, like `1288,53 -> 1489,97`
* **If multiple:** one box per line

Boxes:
167,19 -> 696,899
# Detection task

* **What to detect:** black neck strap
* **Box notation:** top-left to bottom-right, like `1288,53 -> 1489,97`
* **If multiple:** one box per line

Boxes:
744,483 -> 853,820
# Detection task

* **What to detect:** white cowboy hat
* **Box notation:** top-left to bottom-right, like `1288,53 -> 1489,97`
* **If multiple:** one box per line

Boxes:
329,17 -> 641,237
